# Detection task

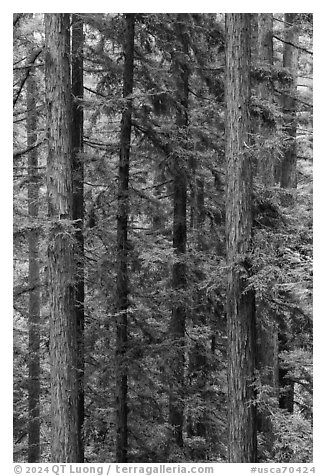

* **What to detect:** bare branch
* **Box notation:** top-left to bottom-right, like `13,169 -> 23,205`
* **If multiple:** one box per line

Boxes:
14,283 -> 44,299
13,139 -> 45,159
273,87 -> 312,109
273,34 -> 313,56
14,62 -> 44,71
13,47 -> 43,108
84,85 -> 107,98
273,17 -> 295,27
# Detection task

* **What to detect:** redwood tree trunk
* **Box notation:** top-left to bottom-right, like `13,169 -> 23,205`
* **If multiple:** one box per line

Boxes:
278,13 -> 298,413
281,13 -> 298,190
257,13 -> 275,186
254,14 -> 279,450
27,64 -> 40,464
115,13 -> 135,463
168,14 -> 189,451
45,13 -> 80,462
72,13 -> 85,462
225,13 -> 257,463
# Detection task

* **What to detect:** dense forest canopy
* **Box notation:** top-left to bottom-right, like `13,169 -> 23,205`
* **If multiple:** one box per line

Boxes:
13,13 -> 313,464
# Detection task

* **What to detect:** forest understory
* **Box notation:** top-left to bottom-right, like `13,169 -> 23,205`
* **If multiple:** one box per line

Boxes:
13,13 -> 313,464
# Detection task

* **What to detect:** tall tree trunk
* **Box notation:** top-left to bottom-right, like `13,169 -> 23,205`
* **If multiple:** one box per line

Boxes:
115,13 -> 135,463
168,14 -> 189,452
278,13 -> 299,414
257,13 -> 275,186
72,14 -> 85,463
152,168 -> 165,232
187,171 -> 208,457
278,331 -> 294,413
45,13 -> 80,462
225,13 -> 257,463
250,14 -> 258,63
254,14 -> 279,452
281,13 -> 299,191
27,63 -> 40,464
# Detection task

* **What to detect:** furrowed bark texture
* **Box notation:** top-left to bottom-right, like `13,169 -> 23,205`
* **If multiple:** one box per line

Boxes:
168,14 -> 189,451
225,13 -> 257,463
72,14 -> 85,463
116,13 -> 135,463
45,13 -> 80,462
27,66 -> 41,464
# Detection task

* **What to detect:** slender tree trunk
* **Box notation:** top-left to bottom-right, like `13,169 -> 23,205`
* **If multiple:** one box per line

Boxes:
187,172 -> 208,457
45,13 -> 80,462
225,13 -> 257,463
254,14 -> 279,452
278,13 -> 299,414
193,178 -> 207,445
250,14 -> 258,63
256,315 -> 279,447
168,14 -> 189,452
152,169 -> 165,231
27,64 -> 40,464
281,13 -> 299,191
257,13 -> 275,186
115,13 -> 135,463
72,14 -> 85,463
278,332 -> 294,413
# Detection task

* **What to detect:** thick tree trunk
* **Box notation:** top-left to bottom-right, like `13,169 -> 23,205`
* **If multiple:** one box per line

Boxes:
72,14 -> 85,463
225,13 -> 257,463
45,14 -> 80,462
27,66 -> 40,464
115,13 -> 135,463
168,14 -> 189,451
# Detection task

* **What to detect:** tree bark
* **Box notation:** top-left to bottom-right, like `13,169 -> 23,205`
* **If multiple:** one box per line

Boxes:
115,13 -> 135,463
72,14 -> 85,463
250,14 -> 258,63
168,14 -> 189,452
187,172 -> 208,456
27,61 -> 40,464
225,13 -> 257,463
257,13 -> 275,186
253,14 -> 279,452
278,13 -> 299,413
45,13 -> 80,462
278,331 -> 294,413
280,13 -> 298,191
